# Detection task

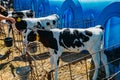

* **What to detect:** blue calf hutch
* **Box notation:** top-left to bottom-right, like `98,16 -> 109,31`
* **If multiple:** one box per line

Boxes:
13,0 -> 120,79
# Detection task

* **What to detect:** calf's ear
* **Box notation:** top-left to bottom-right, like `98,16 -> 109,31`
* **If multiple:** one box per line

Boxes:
30,10 -> 33,12
12,14 -> 17,18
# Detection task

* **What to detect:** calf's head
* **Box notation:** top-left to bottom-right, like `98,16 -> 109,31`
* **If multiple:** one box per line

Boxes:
25,10 -> 34,18
14,19 -> 27,31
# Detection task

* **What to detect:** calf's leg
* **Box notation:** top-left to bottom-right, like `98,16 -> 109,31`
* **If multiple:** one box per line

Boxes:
90,50 -> 100,80
53,54 -> 59,80
101,52 -> 110,78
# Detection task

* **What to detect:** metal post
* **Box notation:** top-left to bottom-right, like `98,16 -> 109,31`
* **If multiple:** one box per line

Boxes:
85,57 -> 89,80
69,64 -> 73,80
48,70 -> 53,80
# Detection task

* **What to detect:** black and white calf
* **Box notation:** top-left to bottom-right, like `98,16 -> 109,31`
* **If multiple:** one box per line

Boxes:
14,14 -> 59,31
21,14 -> 59,55
23,25 -> 110,80
0,9 -> 35,37
9,10 -> 35,32
3,10 -> 35,37
8,10 -> 35,18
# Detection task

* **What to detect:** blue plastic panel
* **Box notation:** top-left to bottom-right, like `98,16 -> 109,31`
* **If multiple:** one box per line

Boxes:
62,8 -> 73,28
105,17 -> 120,48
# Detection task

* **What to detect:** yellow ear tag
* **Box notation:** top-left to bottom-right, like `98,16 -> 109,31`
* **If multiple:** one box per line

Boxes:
36,33 -> 39,41
17,17 -> 21,22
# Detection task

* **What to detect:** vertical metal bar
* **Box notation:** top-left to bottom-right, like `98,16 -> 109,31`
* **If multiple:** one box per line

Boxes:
33,60 -> 39,80
11,24 -> 17,47
26,53 -> 36,80
85,57 -> 89,80
48,70 -> 52,80
69,64 -> 73,80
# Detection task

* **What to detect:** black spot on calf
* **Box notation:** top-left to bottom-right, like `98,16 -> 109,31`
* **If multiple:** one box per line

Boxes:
27,31 -> 37,42
59,29 -> 85,49
59,29 -> 92,49
34,22 -> 42,29
78,32 -> 89,42
59,29 -> 74,48
46,22 -> 50,26
73,30 -> 79,38
99,26 -> 104,30
37,30 -> 58,50
85,30 -> 92,36
53,20 -> 56,25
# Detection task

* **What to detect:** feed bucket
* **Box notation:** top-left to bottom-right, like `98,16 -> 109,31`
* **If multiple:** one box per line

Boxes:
27,42 -> 37,53
4,37 -> 13,47
16,66 -> 31,80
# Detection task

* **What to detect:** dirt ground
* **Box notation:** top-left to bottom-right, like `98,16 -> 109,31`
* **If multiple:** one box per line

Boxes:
0,23 -> 92,80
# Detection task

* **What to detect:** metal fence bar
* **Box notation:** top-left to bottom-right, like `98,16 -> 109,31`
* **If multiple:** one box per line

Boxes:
48,42 -> 120,80
68,64 -> 73,80
107,70 -> 120,80
85,57 -> 89,80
